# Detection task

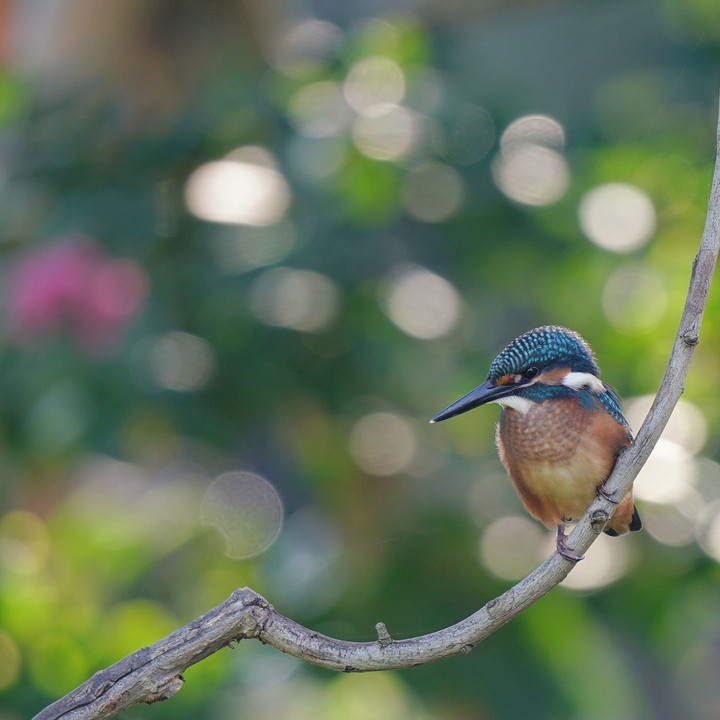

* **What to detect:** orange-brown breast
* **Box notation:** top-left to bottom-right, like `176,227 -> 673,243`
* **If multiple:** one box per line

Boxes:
497,396 -> 632,530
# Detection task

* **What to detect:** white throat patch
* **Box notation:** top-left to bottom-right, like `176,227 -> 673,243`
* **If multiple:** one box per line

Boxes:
493,395 -> 533,415
562,371 -> 604,393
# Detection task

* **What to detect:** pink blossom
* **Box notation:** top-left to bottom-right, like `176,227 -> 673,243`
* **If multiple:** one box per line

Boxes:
7,237 -> 148,356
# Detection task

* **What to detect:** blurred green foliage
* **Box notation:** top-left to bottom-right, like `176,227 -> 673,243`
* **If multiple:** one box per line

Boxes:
2,2 -> 720,719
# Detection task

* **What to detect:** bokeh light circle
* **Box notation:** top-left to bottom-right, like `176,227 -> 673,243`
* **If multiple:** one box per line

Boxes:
201,472 -> 284,559
352,104 -> 420,161
384,266 -> 461,339
640,502 -> 697,547
602,264 -> 666,333
185,148 -> 291,227
492,144 -> 569,206
440,104 -> 495,165
149,331 -> 215,392
249,267 -> 340,332
561,533 -> 631,591
344,56 -> 406,113
349,412 -> 416,476
579,183 -> 656,252
402,162 -> 464,223
698,505 -> 720,563
500,114 -> 565,153
289,81 -> 351,138
0,630 -> 20,691
479,515 -> 545,580
0,510 -> 51,575
272,20 -> 343,79
624,395 -> 708,456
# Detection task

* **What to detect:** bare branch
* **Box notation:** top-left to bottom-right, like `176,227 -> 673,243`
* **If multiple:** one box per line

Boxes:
563,94 -> 720,558
33,100 -> 720,720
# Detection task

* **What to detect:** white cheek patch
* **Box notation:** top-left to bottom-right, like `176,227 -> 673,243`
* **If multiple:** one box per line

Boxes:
562,371 -> 605,393
493,395 -> 534,415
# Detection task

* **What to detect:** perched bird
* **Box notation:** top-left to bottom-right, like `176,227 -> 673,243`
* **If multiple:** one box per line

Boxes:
431,326 -> 641,561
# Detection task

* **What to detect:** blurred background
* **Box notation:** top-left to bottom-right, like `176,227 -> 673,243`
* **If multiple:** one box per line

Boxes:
1,0 -> 720,718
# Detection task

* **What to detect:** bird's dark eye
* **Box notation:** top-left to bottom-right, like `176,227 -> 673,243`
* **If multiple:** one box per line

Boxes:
521,366 -> 539,381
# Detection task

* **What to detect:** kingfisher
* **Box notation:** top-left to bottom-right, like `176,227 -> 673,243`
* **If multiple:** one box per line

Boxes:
431,326 -> 641,561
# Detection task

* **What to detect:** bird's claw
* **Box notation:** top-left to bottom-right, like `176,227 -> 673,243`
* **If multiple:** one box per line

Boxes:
597,482 -> 619,504
555,525 -> 584,562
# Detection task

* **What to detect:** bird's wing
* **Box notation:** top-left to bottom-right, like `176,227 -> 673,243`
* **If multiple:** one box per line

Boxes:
599,382 -> 632,433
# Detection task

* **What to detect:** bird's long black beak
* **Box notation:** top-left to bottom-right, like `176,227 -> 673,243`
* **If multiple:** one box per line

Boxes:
430,379 -> 518,423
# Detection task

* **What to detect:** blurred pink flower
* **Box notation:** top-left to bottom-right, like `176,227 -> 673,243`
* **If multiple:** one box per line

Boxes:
7,237 -> 148,356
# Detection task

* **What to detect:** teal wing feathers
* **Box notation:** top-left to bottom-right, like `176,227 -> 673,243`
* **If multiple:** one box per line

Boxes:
600,382 -> 630,431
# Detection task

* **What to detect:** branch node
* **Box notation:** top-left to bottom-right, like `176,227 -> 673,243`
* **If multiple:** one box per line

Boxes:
237,603 -> 272,641
148,675 -> 184,704
230,587 -> 265,606
375,621 -> 393,647
682,330 -> 700,346
590,509 -> 609,534
486,590 -> 514,619
460,643 -> 474,654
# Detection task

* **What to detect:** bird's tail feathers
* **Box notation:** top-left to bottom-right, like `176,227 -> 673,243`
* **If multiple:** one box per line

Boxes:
603,504 -> 642,537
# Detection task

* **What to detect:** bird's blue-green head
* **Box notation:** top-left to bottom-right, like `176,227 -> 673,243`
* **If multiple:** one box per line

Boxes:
431,326 -> 605,423
487,326 -> 599,381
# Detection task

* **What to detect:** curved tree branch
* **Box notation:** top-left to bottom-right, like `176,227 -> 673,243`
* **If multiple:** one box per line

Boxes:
34,100 -> 720,720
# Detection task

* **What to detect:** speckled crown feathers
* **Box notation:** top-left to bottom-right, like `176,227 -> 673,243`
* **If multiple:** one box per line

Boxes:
487,326 -> 600,380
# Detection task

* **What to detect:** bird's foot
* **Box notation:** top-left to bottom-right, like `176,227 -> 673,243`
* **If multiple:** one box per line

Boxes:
596,482 -> 619,504
555,525 -> 584,562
